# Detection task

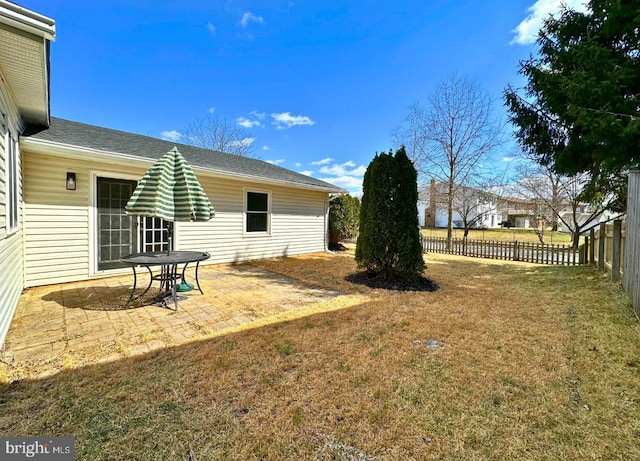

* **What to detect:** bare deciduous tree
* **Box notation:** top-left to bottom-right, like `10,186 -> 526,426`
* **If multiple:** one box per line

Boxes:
509,157 -> 563,243
512,158 -> 614,247
397,74 -> 503,246
393,101 -> 429,183
182,114 -> 257,157
452,180 -> 503,240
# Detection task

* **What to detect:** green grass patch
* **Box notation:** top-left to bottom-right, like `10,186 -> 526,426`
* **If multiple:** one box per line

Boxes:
274,339 -> 295,356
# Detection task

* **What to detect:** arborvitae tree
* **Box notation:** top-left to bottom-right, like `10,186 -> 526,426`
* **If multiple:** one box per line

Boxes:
356,147 -> 425,280
392,148 -> 425,276
328,194 -> 361,248
356,152 -> 394,274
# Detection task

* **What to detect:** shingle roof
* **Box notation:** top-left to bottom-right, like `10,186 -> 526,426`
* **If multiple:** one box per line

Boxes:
22,117 -> 345,192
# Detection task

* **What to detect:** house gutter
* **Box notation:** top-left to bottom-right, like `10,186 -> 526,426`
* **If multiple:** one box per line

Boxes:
0,1 -> 56,40
20,138 -> 346,194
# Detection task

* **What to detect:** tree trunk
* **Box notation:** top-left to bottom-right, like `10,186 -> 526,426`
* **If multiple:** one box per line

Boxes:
534,230 -> 544,244
572,230 -> 581,248
447,178 -> 454,249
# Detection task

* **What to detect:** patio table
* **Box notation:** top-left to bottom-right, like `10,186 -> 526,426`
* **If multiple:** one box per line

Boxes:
121,251 -> 210,311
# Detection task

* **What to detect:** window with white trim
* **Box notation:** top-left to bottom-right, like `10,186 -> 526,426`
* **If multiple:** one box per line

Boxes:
245,190 -> 270,234
5,129 -> 19,233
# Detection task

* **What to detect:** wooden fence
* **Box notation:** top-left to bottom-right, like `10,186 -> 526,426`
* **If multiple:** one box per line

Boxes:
589,220 -> 626,281
623,170 -> 640,318
422,237 -> 584,266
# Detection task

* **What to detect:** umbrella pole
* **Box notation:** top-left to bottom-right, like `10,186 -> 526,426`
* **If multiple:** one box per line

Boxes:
167,222 -> 174,256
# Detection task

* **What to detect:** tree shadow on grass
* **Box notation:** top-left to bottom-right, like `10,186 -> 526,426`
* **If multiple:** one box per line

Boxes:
345,272 -> 439,292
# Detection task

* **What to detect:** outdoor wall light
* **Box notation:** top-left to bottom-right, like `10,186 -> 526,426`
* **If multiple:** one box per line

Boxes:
66,172 -> 76,191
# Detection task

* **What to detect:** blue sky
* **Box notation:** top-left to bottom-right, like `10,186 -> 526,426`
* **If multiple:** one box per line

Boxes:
21,0 -> 588,194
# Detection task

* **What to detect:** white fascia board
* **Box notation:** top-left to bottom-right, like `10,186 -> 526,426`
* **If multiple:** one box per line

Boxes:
0,1 -> 56,41
20,138 -> 345,193
21,138 -> 156,168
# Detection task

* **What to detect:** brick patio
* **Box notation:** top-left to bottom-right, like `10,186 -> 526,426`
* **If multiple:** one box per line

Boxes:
1,263 -> 361,380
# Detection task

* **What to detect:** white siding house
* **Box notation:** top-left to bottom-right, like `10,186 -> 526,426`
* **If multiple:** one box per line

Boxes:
19,136 -> 342,288
418,179 -> 502,229
0,1 -> 55,346
0,87 -> 25,349
0,2 -> 343,347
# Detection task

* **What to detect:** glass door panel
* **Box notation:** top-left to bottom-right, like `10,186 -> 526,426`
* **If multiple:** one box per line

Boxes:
97,178 -> 137,270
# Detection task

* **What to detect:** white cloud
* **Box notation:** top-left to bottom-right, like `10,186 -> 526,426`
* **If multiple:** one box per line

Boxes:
262,145 -> 271,151
319,175 -> 363,192
271,112 -> 315,129
237,117 -> 263,128
207,22 -> 216,36
208,107 -> 216,114
266,159 -> 285,165
241,12 -> 264,27
502,156 -> 516,162
314,159 -> 367,194
299,170 -> 313,176
512,0 -> 590,45
319,162 -> 366,177
295,162 -> 302,167
160,130 -> 182,142
237,111 -> 266,128
229,137 -> 256,148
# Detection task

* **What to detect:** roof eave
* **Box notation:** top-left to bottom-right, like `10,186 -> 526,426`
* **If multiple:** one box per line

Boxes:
0,1 -> 56,41
20,137 -> 346,194
0,1 -> 55,127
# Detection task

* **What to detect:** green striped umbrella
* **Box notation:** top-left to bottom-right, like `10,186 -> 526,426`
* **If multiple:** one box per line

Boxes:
125,147 -> 214,222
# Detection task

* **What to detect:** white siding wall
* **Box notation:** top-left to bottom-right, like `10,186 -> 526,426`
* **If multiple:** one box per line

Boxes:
22,150 -> 330,287
177,175 -> 327,262
23,153 -> 92,286
0,82 -> 25,347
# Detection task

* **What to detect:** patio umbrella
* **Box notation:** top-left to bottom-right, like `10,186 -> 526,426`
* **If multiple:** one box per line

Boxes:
125,146 -> 214,253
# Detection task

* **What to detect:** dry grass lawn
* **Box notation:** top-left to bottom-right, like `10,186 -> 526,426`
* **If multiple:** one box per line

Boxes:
1,246 -> 639,460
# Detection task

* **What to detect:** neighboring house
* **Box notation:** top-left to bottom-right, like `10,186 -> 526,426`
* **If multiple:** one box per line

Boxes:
417,186 -> 435,227
500,196 -> 596,231
418,179 -> 503,229
0,2 -> 344,347
497,196 -> 538,228
559,207 -> 612,234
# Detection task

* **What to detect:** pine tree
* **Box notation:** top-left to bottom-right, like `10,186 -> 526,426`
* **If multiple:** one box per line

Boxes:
504,0 -> 640,208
